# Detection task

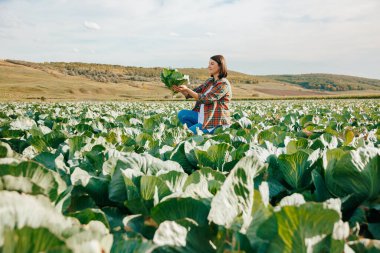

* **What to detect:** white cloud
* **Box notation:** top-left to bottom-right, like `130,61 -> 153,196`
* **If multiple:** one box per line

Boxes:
84,21 -> 100,30
169,32 -> 179,37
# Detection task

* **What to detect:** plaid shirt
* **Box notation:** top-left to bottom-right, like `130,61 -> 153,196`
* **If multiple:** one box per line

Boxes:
186,77 -> 232,128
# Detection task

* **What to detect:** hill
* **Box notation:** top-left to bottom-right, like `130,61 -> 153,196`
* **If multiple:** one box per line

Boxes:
1,59 -> 380,101
266,73 -> 380,91
4,59 -> 262,85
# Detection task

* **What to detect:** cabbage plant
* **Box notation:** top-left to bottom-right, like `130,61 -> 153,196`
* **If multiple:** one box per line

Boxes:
160,68 -> 189,92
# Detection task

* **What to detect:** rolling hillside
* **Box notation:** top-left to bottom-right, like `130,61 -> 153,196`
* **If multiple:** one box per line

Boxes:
266,73 -> 380,91
1,59 -> 380,101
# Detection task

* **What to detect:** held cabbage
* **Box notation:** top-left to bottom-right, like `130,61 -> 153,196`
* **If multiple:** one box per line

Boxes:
160,68 -> 189,92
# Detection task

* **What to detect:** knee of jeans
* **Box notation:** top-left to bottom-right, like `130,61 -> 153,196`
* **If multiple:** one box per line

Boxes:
177,110 -> 185,121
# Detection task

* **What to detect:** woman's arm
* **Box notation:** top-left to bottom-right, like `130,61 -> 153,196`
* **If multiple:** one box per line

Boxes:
172,85 -> 189,98
175,85 -> 199,100
177,82 -> 229,104
173,82 -> 205,99
184,88 -> 200,100
192,82 -> 208,93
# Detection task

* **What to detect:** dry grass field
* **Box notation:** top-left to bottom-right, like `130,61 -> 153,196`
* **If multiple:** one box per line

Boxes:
1,60 -> 380,101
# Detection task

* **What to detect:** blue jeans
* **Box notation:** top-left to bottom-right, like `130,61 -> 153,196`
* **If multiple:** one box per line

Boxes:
177,109 -> 215,134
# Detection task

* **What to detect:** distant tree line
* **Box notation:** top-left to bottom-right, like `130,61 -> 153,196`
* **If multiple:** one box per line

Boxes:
269,74 -> 378,91
293,81 -> 365,91
63,67 -> 157,83
44,62 -> 260,85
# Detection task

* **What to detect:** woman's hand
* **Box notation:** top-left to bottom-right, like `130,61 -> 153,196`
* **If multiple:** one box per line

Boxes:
172,85 -> 179,92
177,85 -> 189,92
173,85 -> 189,96
173,85 -> 198,100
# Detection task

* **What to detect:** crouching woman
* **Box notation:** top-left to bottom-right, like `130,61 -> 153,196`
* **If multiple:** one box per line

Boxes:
173,55 -> 232,134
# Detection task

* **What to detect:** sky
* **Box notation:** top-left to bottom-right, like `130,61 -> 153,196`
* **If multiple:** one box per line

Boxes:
1,0 -> 379,79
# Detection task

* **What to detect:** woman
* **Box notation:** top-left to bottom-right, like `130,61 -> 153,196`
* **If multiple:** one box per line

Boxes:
173,55 -> 232,134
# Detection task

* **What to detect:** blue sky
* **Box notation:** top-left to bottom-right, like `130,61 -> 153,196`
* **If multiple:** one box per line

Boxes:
1,0 -> 379,78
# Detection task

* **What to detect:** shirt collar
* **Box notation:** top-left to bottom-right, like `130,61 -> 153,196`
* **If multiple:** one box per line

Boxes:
210,77 -> 222,85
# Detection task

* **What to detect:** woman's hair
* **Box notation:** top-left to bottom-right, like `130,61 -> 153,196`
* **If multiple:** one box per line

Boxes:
210,55 -> 228,79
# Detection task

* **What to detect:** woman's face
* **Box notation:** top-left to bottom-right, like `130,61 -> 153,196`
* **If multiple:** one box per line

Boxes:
208,59 -> 220,77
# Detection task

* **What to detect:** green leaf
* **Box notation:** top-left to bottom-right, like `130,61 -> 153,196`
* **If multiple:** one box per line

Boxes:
257,201 -> 341,253
286,138 -> 309,154
120,173 -> 172,215
108,153 -> 183,204
70,167 -> 110,206
348,239 -> 380,252
299,114 -> 314,127
118,152 -> 184,176
169,141 -> 197,173
0,191 -> 113,252
183,167 -> 226,196
9,117 -> 36,130
194,142 -> 232,171
208,155 -> 265,232
158,171 -> 188,193
215,227 -> 255,253
68,136 -> 90,160
33,152 -> 58,171
368,223 -> 380,239
151,197 -> 210,226
325,147 -> 380,203
344,129 -> 355,146
277,150 -> 319,190
246,188 -> 274,250
123,214 -> 156,239
0,142 -> 13,158
111,235 -> 157,253
68,208 -> 110,229
44,130 -> 67,149
2,138 -> 29,153
84,144 -> 106,172
2,227 -> 68,253
140,176 -> 171,202
102,207 -> 126,234
320,133 -> 339,149
312,170 -> 333,202
153,221 -> 188,247
0,161 -> 66,201
108,160 -> 129,203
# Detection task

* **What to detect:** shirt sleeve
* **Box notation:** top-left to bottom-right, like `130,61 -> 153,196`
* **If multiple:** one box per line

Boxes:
185,79 -> 210,99
197,81 -> 229,104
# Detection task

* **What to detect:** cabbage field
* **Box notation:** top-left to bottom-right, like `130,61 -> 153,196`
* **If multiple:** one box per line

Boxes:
0,99 -> 379,253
